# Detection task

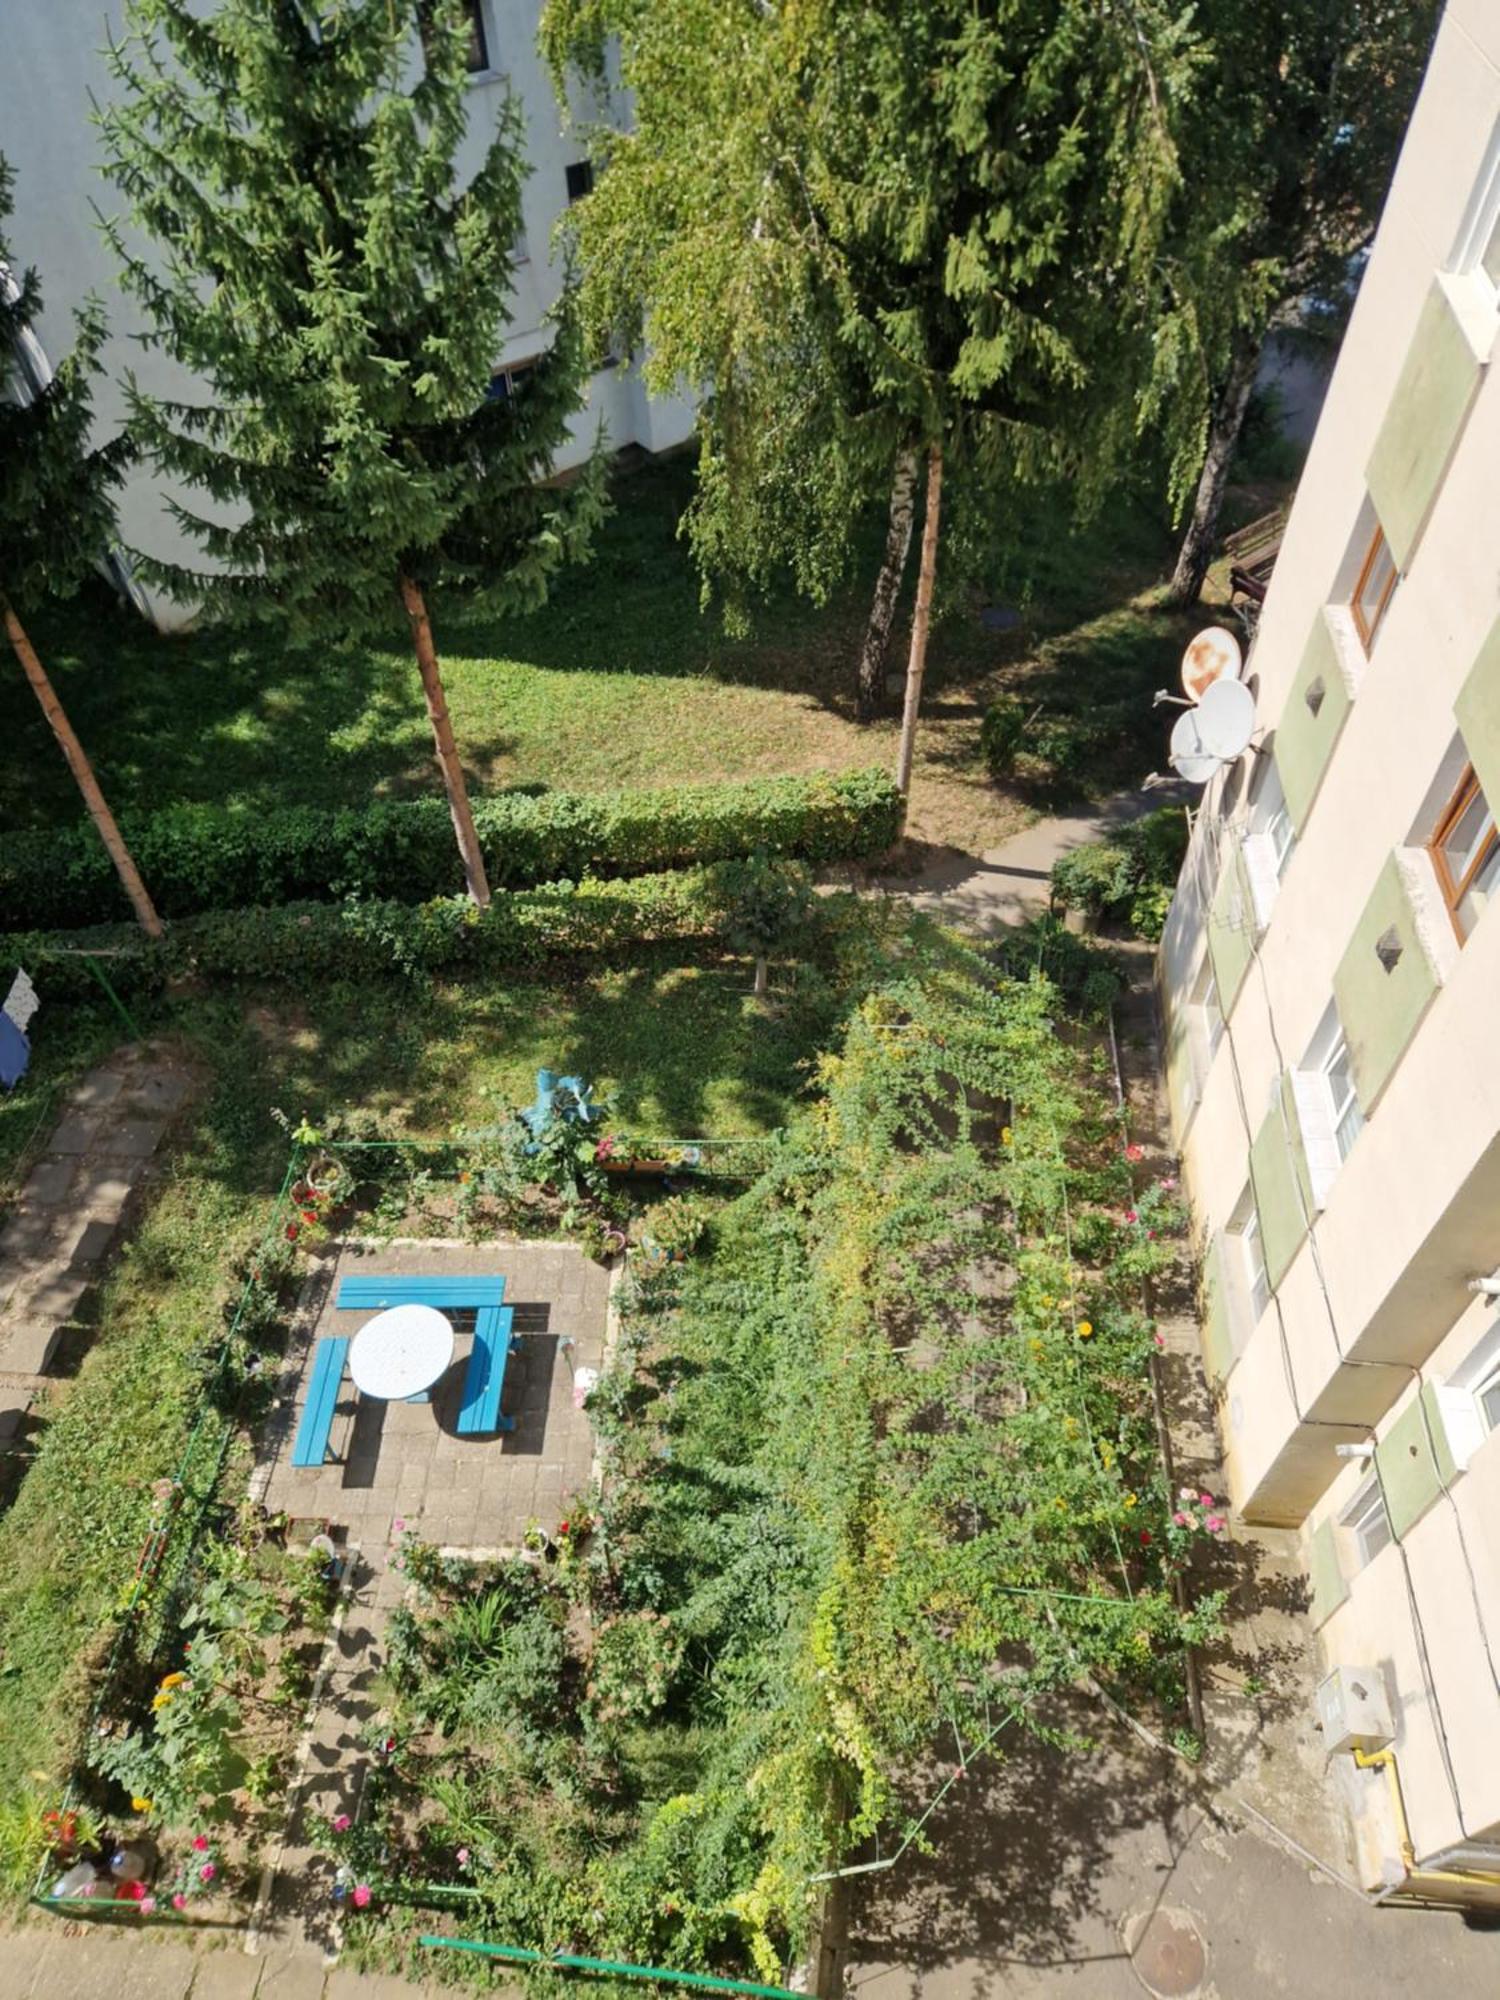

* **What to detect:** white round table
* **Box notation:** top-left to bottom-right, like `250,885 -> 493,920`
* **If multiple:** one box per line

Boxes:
349,1304 -> 455,1401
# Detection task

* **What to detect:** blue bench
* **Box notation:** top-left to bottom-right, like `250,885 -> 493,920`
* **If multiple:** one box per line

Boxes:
291,1336 -> 349,1467
457,1305 -> 516,1435
335,1276 -> 507,1310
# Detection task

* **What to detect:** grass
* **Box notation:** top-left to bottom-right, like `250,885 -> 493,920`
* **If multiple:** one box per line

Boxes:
4,455 -> 1186,856
0,930 -> 879,1858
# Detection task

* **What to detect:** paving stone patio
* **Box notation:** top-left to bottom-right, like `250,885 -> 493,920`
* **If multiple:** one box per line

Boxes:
256,1238 -> 610,1550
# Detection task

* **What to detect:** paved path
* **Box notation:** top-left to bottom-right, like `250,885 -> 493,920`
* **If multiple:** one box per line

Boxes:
867,781 -> 1190,936
0,1041 -> 195,1446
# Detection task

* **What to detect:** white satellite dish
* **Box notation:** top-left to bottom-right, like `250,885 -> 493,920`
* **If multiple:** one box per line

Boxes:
1194,677 -> 1256,759
1168,710 -> 1222,785
1181,625 -> 1243,703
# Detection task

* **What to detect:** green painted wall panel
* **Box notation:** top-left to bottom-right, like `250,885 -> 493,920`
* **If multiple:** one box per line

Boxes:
1201,1232 -> 1235,1384
1366,281 -> 1483,571
1307,1517 -> 1349,1627
1332,855 -> 1439,1113
1249,1082 -> 1310,1291
1375,1382 -> 1456,1542
1277,616 -> 1353,833
1454,615 -> 1500,812
1206,843 -> 1254,1012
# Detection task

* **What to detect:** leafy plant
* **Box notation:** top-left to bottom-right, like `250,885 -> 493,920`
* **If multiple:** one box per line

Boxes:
1049,808 -> 1190,941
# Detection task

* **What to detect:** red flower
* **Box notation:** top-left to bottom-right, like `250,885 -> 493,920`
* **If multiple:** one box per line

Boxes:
558,1521 -> 570,1536
1124,1143 -> 1145,1162
1138,1529 -> 1152,1545
300,1209 -> 318,1225
285,1223 -> 299,1240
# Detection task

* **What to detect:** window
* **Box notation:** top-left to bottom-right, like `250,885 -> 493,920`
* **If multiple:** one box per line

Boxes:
419,2 -> 490,74
1435,1321 -> 1500,1469
484,357 -> 538,403
1452,121 -> 1500,302
1229,1185 -> 1269,1327
1429,764 -> 1500,941
1341,1476 -> 1392,1568
1349,521 -> 1398,653
1243,756 -> 1296,928
1475,1351 -> 1500,1435
1306,1005 -> 1364,1163
565,160 -> 595,204
1189,954 -> 1223,1071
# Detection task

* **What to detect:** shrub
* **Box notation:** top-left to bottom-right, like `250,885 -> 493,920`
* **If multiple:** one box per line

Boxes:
0,862 -> 837,1001
0,768 -> 903,927
1048,807 -> 1188,940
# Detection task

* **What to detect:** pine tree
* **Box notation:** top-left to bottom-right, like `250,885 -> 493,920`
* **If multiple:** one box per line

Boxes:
544,0 -> 1199,772
98,0 -> 605,905
0,157 -> 162,939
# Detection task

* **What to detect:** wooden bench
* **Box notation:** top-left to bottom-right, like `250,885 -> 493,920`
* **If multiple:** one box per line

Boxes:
335,1276 -> 506,1310
456,1305 -> 516,1435
291,1336 -> 350,1467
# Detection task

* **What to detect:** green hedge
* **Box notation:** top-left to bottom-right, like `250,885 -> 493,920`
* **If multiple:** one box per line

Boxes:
2,862 -> 825,1000
0,768 -> 902,928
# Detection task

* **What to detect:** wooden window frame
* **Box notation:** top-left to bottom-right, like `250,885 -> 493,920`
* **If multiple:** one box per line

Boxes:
1350,523 -> 1398,653
1429,763 -> 1500,941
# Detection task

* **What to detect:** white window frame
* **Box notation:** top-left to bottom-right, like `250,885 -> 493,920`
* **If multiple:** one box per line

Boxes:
1188,953 -> 1223,1086
1229,1184 -> 1269,1330
1292,1003 -> 1364,1212
1243,757 -> 1296,928
1340,1475 -> 1392,1569
1436,1319 -> 1500,1470
1450,119 -> 1500,306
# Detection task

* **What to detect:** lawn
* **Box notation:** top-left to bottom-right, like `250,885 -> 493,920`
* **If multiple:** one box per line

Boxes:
3,454 -> 1190,856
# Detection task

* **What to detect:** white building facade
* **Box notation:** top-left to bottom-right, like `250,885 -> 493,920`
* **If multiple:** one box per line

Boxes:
2,0 -> 694,628
1158,0 -> 1500,1904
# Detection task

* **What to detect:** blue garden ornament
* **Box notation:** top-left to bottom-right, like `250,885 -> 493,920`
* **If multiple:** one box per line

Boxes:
519,1067 -> 602,1139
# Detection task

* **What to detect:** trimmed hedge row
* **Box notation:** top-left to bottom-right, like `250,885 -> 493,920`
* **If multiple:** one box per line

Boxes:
3,863 -> 819,1000
0,768 -> 902,929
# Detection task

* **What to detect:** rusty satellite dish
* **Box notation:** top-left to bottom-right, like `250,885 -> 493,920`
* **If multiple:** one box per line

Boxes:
1180,625 -> 1243,703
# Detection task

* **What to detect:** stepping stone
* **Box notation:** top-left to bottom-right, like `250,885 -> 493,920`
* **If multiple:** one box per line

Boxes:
68,1071 -> 125,1111
104,1118 -> 164,1160
120,1072 -> 191,1117
27,1272 -> 89,1326
3,1318 -> 61,1375
48,1111 -> 103,1155
21,1157 -> 78,1206
67,1217 -> 116,1268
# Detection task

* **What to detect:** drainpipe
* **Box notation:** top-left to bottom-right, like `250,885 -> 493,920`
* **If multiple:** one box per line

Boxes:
1353,1747 -> 1500,1902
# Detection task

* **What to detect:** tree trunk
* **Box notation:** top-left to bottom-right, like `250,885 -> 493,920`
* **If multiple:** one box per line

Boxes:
398,571 -> 491,909
2,592 -> 163,939
753,955 -> 768,1001
894,444 -> 944,799
1167,337 -> 1263,607
856,446 -> 919,721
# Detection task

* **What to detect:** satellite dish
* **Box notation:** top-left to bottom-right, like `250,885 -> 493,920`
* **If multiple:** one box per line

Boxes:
1169,710 -> 1222,785
1181,625 -> 1243,703
1195,677 -> 1257,759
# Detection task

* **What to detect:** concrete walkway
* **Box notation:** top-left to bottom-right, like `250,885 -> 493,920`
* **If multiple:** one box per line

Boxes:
0,1041 -> 196,1448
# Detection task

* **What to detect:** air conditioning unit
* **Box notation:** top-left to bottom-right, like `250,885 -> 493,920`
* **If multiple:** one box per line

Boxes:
1315,1665 -> 1395,1755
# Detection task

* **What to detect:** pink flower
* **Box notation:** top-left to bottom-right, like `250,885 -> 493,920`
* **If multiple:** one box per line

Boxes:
199,1862 -> 216,1883
140,1896 -> 156,1915
393,1517 -> 406,1534
192,1835 -> 210,1852
1153,1331 -> 1166,1348
352,1883 -> 371,1908
1206,1515 -> 1224,1533
331,1813 -> 352,1833
1172,1511 -> 1188,1527
1160,1176 -> 1177,1191
1125,1211 -> 1138,1224
456,1847 -> 471,1866
1124,1143 -> 1144,1162
1147,1229 -> 1157,1240
172,1893 -> 187,1911
1200,1492 -> 1213,1507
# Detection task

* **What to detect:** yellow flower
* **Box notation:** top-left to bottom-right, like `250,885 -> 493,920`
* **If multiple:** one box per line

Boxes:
1123,1494 -> 1138,1510
1053,1497 -> 1067,1511
159,1671 -> 187,1691
1029,1338 -> 1044,1356
1041,1295 -> 1054,1308
1077,1320 -> 1094,1339
1000,1127 -> 1013,1146
152,1692 -> 173,1711
131,1797 -> 154,1814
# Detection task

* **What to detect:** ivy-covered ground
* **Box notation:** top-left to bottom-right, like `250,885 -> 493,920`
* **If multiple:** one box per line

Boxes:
335,934 -> 1221,1985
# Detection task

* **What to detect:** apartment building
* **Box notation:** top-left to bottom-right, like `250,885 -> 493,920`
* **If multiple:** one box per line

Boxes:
1157,0 -> 1500,1905
2,0 -> 693,628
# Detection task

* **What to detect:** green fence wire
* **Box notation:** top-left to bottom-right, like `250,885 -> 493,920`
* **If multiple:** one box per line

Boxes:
420,1935 -> 802,1999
